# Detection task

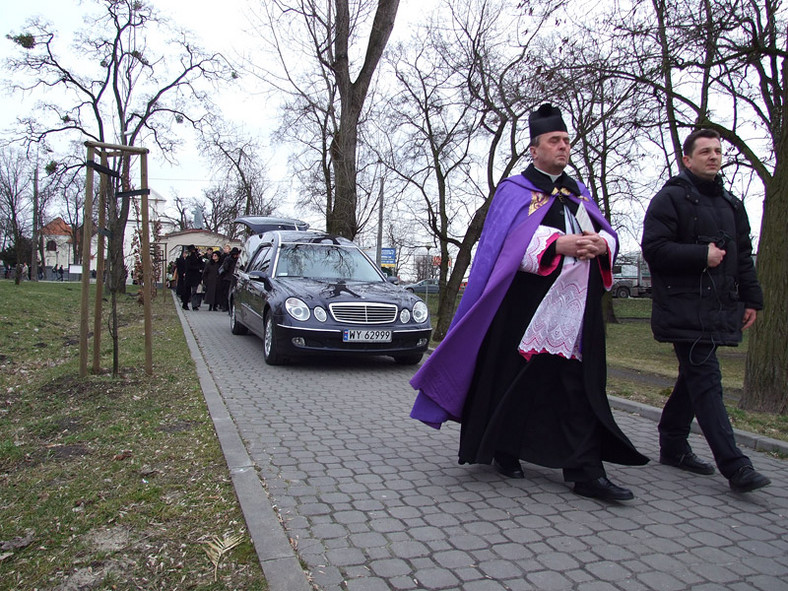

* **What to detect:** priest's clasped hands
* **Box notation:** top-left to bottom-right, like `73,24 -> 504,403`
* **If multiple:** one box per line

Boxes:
555,231 -> 608,261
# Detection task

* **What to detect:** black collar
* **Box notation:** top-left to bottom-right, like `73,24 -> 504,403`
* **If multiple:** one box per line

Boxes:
682,169 -> 723,197
522,164 -> 581,196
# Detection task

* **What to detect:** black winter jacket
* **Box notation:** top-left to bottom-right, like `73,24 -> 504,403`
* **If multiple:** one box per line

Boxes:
642,170 -> 762,345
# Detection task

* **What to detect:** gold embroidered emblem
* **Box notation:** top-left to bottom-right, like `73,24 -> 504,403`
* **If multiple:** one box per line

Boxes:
528,191 -> 550,215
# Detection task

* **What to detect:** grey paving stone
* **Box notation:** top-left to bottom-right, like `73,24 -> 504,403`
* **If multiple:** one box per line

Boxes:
179,304 -> 788,591
636,570 -> 687,591
389,575 -> 419,590
525,569 -> 572,590
344,576 -> 392,591
325,547 -> 367,567
462,579 -> 510,591
433,549 -> 476,569
389,540 -> 430,560
477,558 -> 523,579
586,560 -> 632,582
412,567 -> 460,589
575,583 -> 621,591
369,557 -> 411,577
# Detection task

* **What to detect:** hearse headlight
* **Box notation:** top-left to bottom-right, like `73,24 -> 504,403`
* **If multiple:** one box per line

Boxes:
285,297 -> 311,321
412,301 -> 428,324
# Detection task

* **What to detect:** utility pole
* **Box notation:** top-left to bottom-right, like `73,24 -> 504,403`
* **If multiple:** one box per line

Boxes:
376,177 -> 384,267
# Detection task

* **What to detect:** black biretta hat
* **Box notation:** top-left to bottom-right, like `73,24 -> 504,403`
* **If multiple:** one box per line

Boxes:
529,103 -> 567,140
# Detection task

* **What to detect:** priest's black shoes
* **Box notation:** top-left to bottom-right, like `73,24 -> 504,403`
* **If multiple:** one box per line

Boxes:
729,466 -> 771,492
573,477 -> 634,501
493,455 -> 524,479
659,451 -> 715,475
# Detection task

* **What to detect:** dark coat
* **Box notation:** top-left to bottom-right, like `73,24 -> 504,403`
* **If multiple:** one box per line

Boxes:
219,255 -> 237,283
642,170 -> 762,345
184,252 -> 204,288
201,258 -> 221,306
175,255 -> 188,298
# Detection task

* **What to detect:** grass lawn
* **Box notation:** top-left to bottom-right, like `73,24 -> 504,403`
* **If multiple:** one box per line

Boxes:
0,280 -> 267,590
607,298 -> 787,444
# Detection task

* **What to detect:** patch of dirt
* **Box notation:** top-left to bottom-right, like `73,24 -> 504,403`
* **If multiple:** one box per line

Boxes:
46,443 -> 90,461
88,526 -> 133,553
53,558 -> 136,591
49,527 -> 139,590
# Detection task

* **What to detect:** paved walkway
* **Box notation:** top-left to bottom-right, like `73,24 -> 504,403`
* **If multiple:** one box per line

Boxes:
176,298 -> 788,591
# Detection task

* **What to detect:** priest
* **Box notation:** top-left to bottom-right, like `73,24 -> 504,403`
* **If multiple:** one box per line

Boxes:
410,103 -> 648,501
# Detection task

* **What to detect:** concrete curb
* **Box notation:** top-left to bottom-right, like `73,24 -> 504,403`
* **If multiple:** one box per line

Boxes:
608,395 -> 788,455
175,296 -> 312,591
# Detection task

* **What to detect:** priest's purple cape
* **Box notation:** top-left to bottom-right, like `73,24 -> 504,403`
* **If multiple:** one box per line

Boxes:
410,173 -> 617,428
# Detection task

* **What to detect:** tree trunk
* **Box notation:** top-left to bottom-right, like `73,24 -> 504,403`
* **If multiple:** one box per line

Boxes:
327,0 -> 399,239
328,121 -> 359,237
741,169 -> 788,413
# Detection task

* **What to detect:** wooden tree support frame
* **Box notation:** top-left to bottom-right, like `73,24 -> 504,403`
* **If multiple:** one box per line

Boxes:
79,141 -> 153,377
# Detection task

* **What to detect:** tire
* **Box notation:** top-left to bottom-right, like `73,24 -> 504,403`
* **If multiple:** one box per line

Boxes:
615,286 -> 630,299
263,311 -> 286,365
230,302 -> 248,335
393,353 -> 423,365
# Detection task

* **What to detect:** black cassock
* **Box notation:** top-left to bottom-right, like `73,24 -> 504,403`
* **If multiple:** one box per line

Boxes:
459,196 -> 648,481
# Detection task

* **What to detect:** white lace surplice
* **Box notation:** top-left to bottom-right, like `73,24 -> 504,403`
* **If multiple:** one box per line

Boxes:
517,223 -> 616,362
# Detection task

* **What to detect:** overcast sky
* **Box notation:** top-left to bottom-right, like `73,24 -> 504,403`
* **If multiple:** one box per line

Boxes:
1,0 -> 424,226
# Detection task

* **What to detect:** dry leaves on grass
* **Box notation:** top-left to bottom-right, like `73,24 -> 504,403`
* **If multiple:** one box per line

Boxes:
201,532 -> 245,582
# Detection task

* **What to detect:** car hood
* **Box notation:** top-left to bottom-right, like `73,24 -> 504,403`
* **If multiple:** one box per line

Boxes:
275,277 -> 420,307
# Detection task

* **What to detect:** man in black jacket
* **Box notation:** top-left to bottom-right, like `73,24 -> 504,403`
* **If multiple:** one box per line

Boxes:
642,129 -> 770,493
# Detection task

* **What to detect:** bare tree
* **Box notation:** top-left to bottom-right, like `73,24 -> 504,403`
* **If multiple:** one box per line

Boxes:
200,127 -> 279,232
0,147 -> 32,281
6,0 -> 233,373
382,0 -> 565,339
379,18 -> 480,337
56,165 -> 87,267
594,0 -> 787,412
250,0 -> 399,238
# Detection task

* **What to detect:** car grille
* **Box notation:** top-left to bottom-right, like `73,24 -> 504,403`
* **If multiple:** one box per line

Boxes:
329,302 -> 398,324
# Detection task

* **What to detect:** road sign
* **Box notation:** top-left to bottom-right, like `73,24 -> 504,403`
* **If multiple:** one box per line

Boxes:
380,247 -> 397,267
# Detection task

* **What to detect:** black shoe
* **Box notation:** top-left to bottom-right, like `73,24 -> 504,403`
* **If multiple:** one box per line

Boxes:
729,466 -> 771,492
493,456 -> 524,479
574,477 -> 634,501
660,451 -> 715,475
182,305 -> 189,310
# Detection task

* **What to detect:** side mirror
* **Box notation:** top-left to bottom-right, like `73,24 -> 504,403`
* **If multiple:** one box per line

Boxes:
248,270 -> 273,290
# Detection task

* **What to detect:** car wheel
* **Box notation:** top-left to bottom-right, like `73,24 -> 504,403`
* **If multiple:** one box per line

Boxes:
230,302 -> 248,335
406,287 -> 415,293
615,286 -> 630,299
263,310 -> 285,365
393,353 -> 423,365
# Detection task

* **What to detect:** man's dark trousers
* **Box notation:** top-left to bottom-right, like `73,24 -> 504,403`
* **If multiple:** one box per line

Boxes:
659,341 -> 751,479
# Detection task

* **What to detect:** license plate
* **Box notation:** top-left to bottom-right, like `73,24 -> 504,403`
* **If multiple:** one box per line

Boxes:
342,329 -> 392,343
